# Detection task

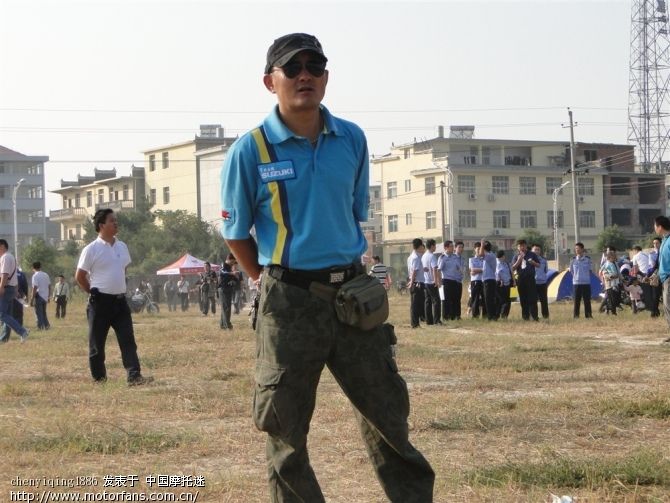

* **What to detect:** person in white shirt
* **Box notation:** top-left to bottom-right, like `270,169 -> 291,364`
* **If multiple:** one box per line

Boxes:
422,239 -> 441,325
0,239 -> 29,343
75,209 -> 152,386
53,274 -> 70,319
31,261 -> 51,330
631,245 -> 653,310
406,238 -> 426,328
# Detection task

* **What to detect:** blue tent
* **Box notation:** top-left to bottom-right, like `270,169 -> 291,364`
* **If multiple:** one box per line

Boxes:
547,270 -> 603,302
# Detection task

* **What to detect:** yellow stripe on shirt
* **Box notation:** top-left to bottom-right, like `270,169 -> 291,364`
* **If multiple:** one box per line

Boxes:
251,128 -> 288,265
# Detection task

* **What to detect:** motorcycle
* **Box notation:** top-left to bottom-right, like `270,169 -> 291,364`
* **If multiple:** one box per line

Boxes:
127,289 -> 160,314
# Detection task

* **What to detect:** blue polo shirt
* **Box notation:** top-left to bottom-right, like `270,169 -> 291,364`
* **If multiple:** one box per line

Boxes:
469,256 -> 483,281
570,254 -> 592,285
535,256 -> 549,285
437,253 -> 462,282
220,105 -> 369,269
658,235 -> 670,283
482,252 -> 497,281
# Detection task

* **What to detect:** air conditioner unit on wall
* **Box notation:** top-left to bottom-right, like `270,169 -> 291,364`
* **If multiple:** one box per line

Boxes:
487,194 -> 495,202
493,229 -> 501,236
469,193 -> 477,200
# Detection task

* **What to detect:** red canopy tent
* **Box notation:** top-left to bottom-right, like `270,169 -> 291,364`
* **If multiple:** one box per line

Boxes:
156,253 -> 221,275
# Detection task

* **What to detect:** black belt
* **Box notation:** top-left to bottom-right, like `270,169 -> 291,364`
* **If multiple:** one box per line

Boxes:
94,292 -> 126,300
267,264 -> 363,290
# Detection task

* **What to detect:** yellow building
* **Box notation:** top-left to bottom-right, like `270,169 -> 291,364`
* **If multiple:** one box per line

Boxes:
371,127 -> 625,273
50,166 -> 145,245
143,125 -> 236,218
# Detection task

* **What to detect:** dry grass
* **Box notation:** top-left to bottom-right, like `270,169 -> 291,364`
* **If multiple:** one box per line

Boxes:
1,292 -> 670,502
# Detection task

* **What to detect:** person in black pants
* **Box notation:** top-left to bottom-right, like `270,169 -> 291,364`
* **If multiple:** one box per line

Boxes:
532,244 -> 550,319
218,253 -> 240,330
479,240 -> 498,321
407,238 -> 426,328
75,208 -> 152,386
512,239 -> 540,321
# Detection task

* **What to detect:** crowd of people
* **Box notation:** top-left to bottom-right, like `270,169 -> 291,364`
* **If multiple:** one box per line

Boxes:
385,230 -> 670,336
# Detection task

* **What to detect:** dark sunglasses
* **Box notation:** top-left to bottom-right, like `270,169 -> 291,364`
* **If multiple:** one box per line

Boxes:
277,60 -> 327,79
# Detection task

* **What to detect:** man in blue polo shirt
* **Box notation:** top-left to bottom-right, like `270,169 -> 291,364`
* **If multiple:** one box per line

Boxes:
220,33 -> 434,502
437,240 -> 463,321
570,242 -> 593,318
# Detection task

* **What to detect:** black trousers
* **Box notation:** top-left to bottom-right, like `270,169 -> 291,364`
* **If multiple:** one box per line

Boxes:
536,283 -> 549,319
180,292 -> 189,311
650,283 -> 662,316
517,275 -> 539,321
442,280 -> 461,320
55,295 -> 67,318
424,284 -> 440,324
483,279 -> 498,320
87,294 -> 141,381
496,283 -> 511,318
573,284 -> 592,318
410,283 -> 425,327
219,288 -> 234,329
469,280 -> 485,318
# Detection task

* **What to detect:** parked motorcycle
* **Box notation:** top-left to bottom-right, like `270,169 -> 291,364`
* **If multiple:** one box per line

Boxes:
127,289 -> 160,314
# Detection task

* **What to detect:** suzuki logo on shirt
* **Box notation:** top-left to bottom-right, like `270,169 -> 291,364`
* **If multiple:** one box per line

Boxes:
258,161 -> 296,183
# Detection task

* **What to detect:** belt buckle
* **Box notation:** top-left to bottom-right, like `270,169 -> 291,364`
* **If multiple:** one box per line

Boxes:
329,271 -> 345,284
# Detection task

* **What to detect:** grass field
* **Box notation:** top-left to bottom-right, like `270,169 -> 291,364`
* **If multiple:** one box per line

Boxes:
1,292 -> 670,502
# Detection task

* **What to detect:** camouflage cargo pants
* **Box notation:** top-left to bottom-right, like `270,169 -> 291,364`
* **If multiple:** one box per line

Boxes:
253,270 -> 435,502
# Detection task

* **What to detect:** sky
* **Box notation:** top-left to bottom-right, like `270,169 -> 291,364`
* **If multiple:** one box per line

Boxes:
0,0 -> 632,211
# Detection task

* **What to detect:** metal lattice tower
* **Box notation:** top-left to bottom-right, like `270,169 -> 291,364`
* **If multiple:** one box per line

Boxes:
628,0 -> 670,172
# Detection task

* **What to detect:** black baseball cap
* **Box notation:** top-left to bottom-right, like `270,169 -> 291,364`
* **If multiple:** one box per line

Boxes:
265,33 -> 327,74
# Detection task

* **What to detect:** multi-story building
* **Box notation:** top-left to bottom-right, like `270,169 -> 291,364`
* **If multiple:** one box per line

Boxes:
195,143 -> 232,230
591,143 -> 666,243
50,166 -> 145,245
371,126 -> 631,273
360,184 -> 383,259
0,145 -> 49,259
143,125 -> 236,219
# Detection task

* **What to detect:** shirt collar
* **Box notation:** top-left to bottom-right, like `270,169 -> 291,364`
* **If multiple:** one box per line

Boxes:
262,104 -> 342,144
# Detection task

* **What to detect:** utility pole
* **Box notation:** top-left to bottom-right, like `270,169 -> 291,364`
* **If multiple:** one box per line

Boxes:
440,181 -> 446,244
553,181 -> 570,262
567,108 -> 580,243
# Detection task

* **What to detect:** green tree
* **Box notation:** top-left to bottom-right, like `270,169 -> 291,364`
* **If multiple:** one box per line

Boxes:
20,238 -> 58,274
516,229 -> 552,256
595,225 -> 631,254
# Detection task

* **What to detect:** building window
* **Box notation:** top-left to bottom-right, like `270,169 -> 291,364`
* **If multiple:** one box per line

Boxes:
547,210 -> 564,228
149,154 -> 156,172
579,210 -> 596,228
464,147 -> 477,164
123,184 -> 129,200
425,176 -> 435,195
578,177 -> 595,196
162,186 -> 170,204
482,147 -> 491,165
492,176 -> 509,194
74,193 -> 81,208
0,186 -> 5,199
405,213 -> 412,225
404,179 -> 412,192
388,215 -> 398,233
493,210 -> 510,229
458,175 -> 475,193
86,191 -> 92,207
519,176 -> 536,195
611,208 -> 632,226
610,177 -> 631,195
583,149 -> 598,162
458,210 -> 476,228
387,181 -> 397,199
520,210 -> 537,228
403,149 -> 410,159
75,224 -> 82,239
426,211 -> 436,229
149,189 -> 156,205
162,152 -> 169,169
28,186 -> 43,199
546,177 -> 564,195
62,196 -> 67,208
97,189 -> 104,204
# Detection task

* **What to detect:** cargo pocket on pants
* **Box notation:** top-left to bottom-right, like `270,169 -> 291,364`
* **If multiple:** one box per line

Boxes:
253,360 -> 286,436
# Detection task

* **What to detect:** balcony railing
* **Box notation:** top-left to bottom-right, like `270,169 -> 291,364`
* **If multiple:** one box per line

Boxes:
95,200 -> 136,212
49,207 -> 88,221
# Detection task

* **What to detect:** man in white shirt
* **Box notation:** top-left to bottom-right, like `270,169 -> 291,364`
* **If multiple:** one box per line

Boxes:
632,245 -> 652,309
422,239 -> 440,325
0,239 -> 29,343
53,274 -> 70,319
31,261 -> 51,330
75,209 -> 152,386
406,238 -> 426,328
